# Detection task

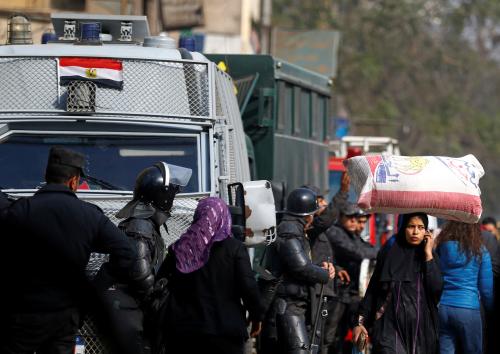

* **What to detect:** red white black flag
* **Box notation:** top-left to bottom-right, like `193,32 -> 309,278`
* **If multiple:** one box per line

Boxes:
58,57 -> 123,89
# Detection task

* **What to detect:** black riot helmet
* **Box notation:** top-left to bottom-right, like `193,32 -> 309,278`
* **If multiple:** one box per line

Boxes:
116,162 -> 192,219
285,187 -> 320,216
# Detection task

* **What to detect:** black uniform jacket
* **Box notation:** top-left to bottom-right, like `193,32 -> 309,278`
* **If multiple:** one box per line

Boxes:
272,214 -> 329,300
95,213 -> 165,300
0,184 -> 136,313
159,237 -> 264,339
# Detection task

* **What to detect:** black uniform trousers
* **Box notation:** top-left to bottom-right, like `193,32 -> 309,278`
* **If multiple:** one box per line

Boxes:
165,333 -> 245,354
321,299 -> 347,354
99,287 -> 147,354
0,307 -> 79,354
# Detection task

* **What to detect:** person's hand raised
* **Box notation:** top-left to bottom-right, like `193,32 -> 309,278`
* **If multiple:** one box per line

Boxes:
423,231 -> 434,261
340,172 -> 350,193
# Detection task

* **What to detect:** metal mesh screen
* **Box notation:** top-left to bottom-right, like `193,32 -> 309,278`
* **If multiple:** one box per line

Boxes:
79,195 -> 198,354
0,58 -> 59,110
78,316 -> 109,354
84,196 -> 197,276
67,81 -> 97,113
214,69 -> 250,184
215,74 -> 223,117
0,57 -> 210,118
227,129 -> 237,184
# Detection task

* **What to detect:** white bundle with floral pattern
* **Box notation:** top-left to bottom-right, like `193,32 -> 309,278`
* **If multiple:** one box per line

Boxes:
344,154 -> 484,223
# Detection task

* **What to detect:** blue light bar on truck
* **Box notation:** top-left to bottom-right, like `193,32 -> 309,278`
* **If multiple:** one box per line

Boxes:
80,22 -> 101,43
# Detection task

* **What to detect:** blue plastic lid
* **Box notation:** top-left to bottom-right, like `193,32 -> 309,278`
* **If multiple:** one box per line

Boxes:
179,36 -> 196,52
41,32 -> 57,44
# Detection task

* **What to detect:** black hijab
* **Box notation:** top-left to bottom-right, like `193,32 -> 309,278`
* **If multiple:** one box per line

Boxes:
380,213 -> 429,282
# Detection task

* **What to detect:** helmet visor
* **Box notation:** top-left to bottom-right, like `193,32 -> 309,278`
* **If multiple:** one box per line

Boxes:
156,162 -> 192,187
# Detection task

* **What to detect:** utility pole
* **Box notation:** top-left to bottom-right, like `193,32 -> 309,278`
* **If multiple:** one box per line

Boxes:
132,0 -> 144,16
121,0 -> 128,15
260,0 -> 272,54
146,0 -> 161,35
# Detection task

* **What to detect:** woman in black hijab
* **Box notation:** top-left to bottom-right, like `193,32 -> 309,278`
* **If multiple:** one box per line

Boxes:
352,213 -> 443,354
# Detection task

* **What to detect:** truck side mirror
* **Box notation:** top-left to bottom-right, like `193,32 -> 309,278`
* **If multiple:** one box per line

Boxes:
227,182 -> 246,242
228,180 -> 276,247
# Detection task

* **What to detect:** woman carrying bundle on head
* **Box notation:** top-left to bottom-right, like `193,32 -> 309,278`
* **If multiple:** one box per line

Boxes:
352,213 -> 443,354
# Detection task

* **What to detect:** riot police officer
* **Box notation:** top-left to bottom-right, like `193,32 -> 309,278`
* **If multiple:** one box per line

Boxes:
302,185 -> 351,354
94,162 -> 192,354
0,147 -> 136,354
262,187 -> 335,354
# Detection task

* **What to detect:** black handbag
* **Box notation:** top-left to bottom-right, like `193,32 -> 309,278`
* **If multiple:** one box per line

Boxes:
256,266 -> 282,314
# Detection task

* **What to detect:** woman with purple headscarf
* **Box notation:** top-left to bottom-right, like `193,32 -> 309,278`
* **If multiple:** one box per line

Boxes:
157,197 -> 263,354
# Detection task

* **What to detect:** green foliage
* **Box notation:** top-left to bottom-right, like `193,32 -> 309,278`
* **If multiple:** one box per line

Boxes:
273,0 -> 500,215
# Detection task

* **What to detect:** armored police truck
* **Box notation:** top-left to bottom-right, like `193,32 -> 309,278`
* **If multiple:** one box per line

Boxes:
0,13 -> 275,353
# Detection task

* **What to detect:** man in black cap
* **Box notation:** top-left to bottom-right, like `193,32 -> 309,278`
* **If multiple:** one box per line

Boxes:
354,209 -> 370,238
322,203 -> 379,353
0,147 -> 136,354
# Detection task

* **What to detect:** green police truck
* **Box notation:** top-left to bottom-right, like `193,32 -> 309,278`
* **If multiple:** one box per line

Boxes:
206,54 -> 332,206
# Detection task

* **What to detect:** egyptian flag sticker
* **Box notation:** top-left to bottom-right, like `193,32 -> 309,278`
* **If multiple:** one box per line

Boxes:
59,57 -> 123,89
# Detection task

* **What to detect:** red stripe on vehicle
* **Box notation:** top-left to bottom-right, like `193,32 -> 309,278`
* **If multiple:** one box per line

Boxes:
59,57 -> 122,70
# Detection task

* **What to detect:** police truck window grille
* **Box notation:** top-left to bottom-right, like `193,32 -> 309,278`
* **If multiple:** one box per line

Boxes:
213,69 -> 250,184
214,72 -> 223,117
78,316 -> 109,354
0,58 -> 210,118
219,73 -> 237,184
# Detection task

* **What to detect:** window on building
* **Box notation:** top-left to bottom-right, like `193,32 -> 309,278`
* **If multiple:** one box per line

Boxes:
51,0 -> 85,11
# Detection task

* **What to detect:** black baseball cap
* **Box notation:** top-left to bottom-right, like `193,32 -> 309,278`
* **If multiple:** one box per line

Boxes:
340,203 -> 361,216
356,209 -> 371,218
47,147 -> 86,175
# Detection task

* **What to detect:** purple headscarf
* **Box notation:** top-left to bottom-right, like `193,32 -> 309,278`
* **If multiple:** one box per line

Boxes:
172,197 -> 232,273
